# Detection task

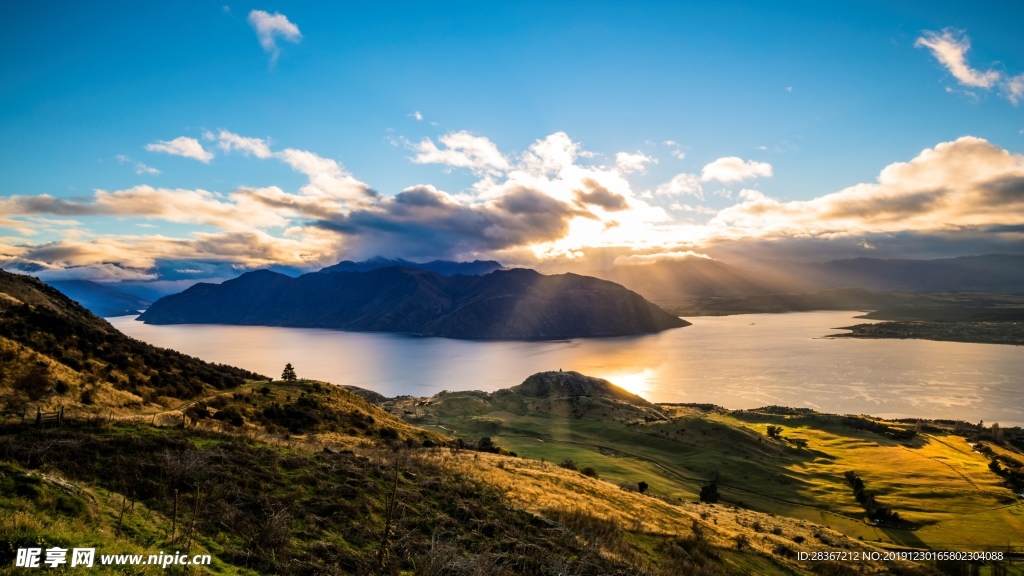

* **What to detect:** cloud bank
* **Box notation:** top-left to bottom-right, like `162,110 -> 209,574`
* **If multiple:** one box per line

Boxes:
2,130 -> 1023,282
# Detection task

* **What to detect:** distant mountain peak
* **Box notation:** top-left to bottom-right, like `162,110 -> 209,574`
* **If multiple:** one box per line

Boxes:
319,257 -> 504,277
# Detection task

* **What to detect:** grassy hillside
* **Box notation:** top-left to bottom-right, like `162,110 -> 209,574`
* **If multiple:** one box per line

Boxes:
1,389 -> 945,576
0,270 -> 264,417
384,372 -> 1024,559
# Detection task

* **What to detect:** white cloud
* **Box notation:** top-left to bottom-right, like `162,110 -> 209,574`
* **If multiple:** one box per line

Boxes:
655,173 -> 703,199
916,29 -> 1023,105
115,154 -> 161,175
145,137 -> 214,163
615,151 -> 657,174
520,132 -> 579,175
274,148 -> 375,202
915,29 -> 1000,89
700,156 -> 772,183
669,203 -> 717,215
613,250 -> 711,266
216,130 -> 273,159
248,10 -> 302,65
1003,73 -> 1024,106
135,163 -> 160,175
412,131 -> 510,176
711,137 -> 1024,238
410,111 -> 424,121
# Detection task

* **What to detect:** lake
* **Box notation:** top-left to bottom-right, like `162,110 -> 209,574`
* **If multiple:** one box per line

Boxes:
109,311 -> 1024,426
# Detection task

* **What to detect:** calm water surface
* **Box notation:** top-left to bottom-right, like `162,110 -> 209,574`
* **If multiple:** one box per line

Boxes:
109,311 -> 1024,426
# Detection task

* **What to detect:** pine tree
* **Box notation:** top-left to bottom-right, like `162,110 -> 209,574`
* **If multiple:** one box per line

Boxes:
281,363 -> 297,381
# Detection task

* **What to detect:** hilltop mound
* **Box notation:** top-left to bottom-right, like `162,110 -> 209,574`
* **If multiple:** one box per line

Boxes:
509,371 -> 656,406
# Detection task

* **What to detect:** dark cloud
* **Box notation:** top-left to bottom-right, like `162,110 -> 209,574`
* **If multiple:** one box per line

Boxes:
314,185 -> 585,260
573,178 -> 628,211
820,189 -> 948,222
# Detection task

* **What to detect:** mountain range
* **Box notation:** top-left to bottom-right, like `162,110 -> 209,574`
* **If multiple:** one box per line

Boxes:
138,266 -> 688,339
590,254 -> 1024,313
320,256 -> 504,276
45,279 -> 152,317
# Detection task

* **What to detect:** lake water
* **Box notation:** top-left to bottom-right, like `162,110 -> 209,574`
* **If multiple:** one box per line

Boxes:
109,311 -> 1024,427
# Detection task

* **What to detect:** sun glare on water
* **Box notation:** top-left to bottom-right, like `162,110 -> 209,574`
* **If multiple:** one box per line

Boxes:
601,368 -> 658,398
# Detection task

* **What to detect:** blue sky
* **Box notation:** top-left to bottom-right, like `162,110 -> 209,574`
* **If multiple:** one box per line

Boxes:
1,1 -> 1023,282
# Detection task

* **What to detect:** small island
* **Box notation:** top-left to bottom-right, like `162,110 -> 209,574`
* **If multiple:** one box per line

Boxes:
828,321 -> 1024,346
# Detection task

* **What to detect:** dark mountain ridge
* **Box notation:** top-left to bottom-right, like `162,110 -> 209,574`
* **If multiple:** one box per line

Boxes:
744,253 -> 1024,294
320,256 -> 504,276
46,279 -> 152,317
138,266 -> 688,339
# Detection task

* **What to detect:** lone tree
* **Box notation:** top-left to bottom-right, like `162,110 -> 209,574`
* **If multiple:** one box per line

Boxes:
637,481 -> 649,494
766,425 -> 783,438
699,480 -> 720,503
281,363 -> 297,381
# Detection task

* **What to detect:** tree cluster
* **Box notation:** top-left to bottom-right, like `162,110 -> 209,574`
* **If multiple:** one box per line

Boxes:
843,471 -> 900,524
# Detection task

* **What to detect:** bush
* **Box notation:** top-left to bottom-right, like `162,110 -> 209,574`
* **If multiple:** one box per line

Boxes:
213,406 -> 245,426
637,481 -> 648,494
559,458 -> 578,471
581,466 -> 598,478
773,543 -> 796,558
14,363 -> 51,400
699,480 -> 719,503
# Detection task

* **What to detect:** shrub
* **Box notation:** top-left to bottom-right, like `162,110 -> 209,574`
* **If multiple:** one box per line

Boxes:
581,466 -> 598,478
773,543 -> 796,558
559,458 -> 578,471
637,481 -> 648,494
699,480 -> 719,503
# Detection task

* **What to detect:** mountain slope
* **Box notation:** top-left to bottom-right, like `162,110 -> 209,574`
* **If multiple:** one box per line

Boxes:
747,254 -> 1024,293
138,267 -> 689,339
592,257 -> 809,301
46,279 -> 152,317
0,270 -> 264,413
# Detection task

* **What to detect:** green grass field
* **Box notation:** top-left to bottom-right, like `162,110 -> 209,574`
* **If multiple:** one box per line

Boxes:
401,388 -> 1024,553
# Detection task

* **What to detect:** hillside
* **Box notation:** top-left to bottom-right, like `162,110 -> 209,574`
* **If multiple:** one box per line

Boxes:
383,371 -> 1024,556
0,270 -> 263,415
46,279 -> 152,317
592,255 -> 1024,315
138,267 -> 689,339
590,257 -> 807,305
745,254 -> 1024,294
0,379 -> 947,576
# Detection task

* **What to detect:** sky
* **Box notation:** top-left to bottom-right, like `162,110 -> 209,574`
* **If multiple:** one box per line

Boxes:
1,1 -> 1023,285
